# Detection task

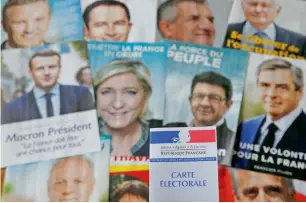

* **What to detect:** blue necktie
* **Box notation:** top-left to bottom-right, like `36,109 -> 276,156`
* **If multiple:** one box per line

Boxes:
45,92 -> 54,117
253,32 -> 266,49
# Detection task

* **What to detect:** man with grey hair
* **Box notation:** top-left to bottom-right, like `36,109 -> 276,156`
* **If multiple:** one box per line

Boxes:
48,155 -> 95,202
232,58 -> 306,180
231,168 -> 295,202
1,0 -> 51,49
157,0 -> 216,46
223,0 -> 306,58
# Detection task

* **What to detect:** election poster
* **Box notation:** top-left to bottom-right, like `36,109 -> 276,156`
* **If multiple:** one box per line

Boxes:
232,53 -> 306,180
149,127 -> 218,202
81,0 -> 157,43
109,156 -> 149,202
2,135 -> 111,202
223,0 -> 306,60
164,40 -> 248,166
156,0 -> 234,48
1,0 -> 84,50
218,166 -> 306,202
87,41 -> 167,157
1,41 -> 100,167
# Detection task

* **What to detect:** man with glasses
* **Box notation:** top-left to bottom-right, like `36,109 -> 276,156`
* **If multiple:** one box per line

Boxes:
223,0 -> 306,58
1,50 -> 94,124
165,71 -> 235,165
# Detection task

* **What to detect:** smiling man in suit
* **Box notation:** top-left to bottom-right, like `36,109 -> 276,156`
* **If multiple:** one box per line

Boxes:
1,50 -> 94,124
165,71 -> 235,165
233,58 -> 306,179
223,0 -> 306,59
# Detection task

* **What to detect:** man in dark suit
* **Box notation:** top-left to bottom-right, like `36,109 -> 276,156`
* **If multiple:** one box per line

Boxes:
233,58 -> 306,180
223,0 -> 306,59
165,71 -> 235,165
1,0 -> 51,50
2,50 -> 95,124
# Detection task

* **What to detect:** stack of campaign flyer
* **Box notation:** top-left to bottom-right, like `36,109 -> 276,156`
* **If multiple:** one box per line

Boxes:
1,0 -> 84,50
87,41 -> 167,157
1,40 -> 101,167
223,0 -> 306,60
232,53 -> 306,180
164,40 -> 248,166
109,156 -> 149,202
2,135 -> 111,202
149,127 -> 219,202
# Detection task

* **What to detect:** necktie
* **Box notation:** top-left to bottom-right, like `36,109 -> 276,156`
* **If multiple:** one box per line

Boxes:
261,123 -> 278,148
253,32 -> 265,49
45,92 -> 54,117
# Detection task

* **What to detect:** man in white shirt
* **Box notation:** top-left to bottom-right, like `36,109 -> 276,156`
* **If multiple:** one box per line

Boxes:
223,0 -> 306,59
1,50 -> 95,124
233,58 -> 306,179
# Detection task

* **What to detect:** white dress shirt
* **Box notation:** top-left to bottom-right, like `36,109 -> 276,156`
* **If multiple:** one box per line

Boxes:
33,84 -> 60,118
259,107 -> 302,148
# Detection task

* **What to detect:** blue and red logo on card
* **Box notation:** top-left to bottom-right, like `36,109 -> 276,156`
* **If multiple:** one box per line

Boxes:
150,128 -> 216,144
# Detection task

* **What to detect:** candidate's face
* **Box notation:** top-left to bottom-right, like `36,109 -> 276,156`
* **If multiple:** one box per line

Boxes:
96,72 -> 146,130
258,69 -> 303,121
242,0 -> 280,30
86,5 -> 131,42
189,83 -> 231,126
4,1 -> 50,48
119,194 -> 148,202
29,55 -> 61,91
235,170 -> 294,202
81,68 -> 93,86
48,157 -> 94,202
162,2 -> 215,46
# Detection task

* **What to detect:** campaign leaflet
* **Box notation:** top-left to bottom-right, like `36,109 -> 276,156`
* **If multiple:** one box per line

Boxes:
81,0 -> 158,43
2,135 -> 110,202
87,41 -> 167,157
156,0 -> 234,48
218,166 -> 306,202
1,0 -> 84,50
223,0 -> 306,60
232,53 -> 306,180
149,127 -> 219,202
109,156 -> 149,202
164,40 -> 248,166
1,41 -> 100,167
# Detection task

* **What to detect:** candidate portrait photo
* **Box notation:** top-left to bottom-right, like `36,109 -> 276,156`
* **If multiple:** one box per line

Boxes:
156,0 -> 234,47
81,0 -> 157,42
1,41 -> 95,125
232,54 -> 306,180
223,0 -> 306,59
2,149 -> 110,202
1,0 -> 84,50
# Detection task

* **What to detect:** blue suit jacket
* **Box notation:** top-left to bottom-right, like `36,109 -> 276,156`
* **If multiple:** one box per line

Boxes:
2,85 -> 95,124
232,111 -> 306,180
223,21 -> 306,59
